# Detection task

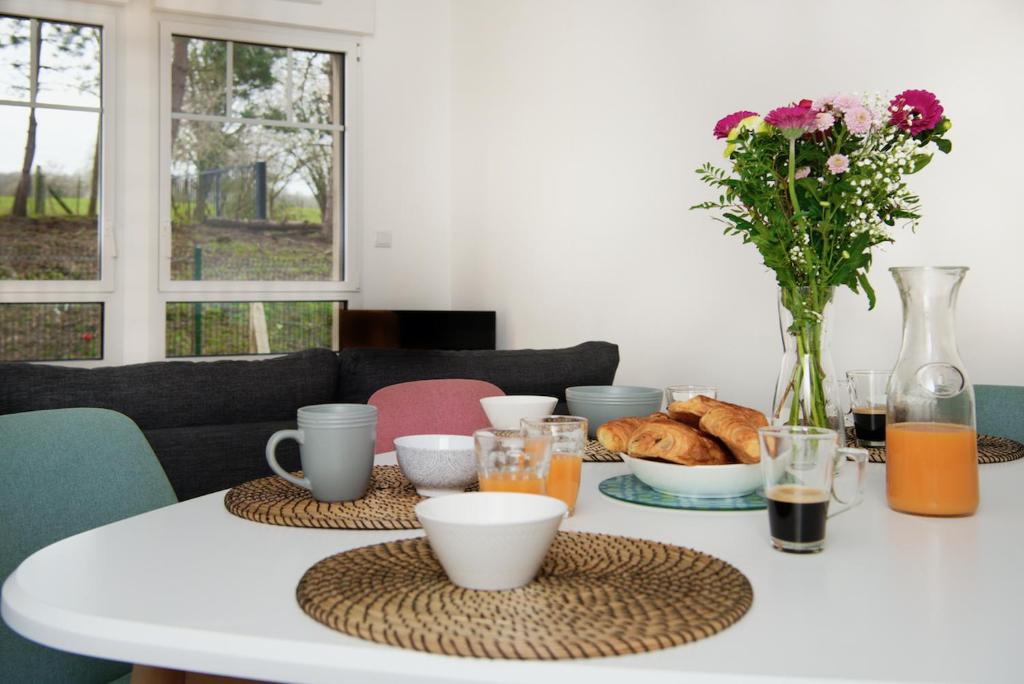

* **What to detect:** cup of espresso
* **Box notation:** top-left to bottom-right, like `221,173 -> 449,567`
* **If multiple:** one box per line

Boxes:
758,426 -> 868,553
846,370 -> 891,447
265,404 -> 377,502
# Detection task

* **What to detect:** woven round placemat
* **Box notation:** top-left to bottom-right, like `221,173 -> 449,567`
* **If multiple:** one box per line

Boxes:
844,427 -> 1024,464
297,531 -> 753,659
224,465 -> 425,530
585,439 -> 622,462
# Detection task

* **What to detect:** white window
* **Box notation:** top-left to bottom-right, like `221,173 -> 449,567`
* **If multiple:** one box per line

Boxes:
0,3 -> 118,363
158,20 -> 361,357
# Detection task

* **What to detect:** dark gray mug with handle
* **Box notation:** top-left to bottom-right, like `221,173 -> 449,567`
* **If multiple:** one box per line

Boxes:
266,404 -> 377,502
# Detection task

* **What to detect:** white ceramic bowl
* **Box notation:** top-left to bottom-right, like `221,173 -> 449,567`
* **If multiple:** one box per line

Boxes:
479,395 -> 558,430
414,492 -> 567,590
623,454 -> 762,498
394,435 -> 477,497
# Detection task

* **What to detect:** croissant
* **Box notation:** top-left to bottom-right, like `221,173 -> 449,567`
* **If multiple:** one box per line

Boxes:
668,396 -> 766,427
627,421 -> 731,466
596,417 -> 646,453
698,406 -> 768,464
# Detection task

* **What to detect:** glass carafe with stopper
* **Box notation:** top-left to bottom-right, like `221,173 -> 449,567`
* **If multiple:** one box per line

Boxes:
887,267 -> 978,516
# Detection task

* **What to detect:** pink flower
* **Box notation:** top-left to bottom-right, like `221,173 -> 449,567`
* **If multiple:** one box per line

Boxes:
834,94 -> 861,112
826,154 -> 850,174
812,94 -> 836,110
845,106 -> 873,135
815,111 -> 836,131
794,166 -> 811,180
889,89 -> 944,135
713,110 -> 758,139
765,106 -> 818,138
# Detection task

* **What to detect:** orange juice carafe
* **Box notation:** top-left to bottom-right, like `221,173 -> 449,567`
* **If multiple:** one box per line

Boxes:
887,267 -> 978,516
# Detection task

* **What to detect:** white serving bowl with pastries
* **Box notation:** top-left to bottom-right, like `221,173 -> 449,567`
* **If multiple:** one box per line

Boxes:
622,454 -> 762,498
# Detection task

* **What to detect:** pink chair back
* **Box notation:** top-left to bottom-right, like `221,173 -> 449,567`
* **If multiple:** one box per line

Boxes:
368,379 -> 505,454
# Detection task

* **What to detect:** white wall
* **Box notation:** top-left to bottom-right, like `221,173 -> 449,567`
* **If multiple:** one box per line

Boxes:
450,0 -> 1024,412
360,0 -> 452,309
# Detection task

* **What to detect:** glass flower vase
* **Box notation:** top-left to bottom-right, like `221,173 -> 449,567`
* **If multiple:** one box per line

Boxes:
771,286 -> 843,434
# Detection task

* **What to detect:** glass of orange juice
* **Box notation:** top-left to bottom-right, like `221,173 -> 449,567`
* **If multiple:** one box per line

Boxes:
521,416 -> 587,515
473,429 -> 552,496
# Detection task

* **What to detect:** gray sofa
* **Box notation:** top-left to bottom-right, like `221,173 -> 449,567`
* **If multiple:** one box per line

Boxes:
0,342 -> 619,500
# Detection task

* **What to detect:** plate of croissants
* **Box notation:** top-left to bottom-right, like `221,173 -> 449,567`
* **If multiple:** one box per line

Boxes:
596,395 -> 769,498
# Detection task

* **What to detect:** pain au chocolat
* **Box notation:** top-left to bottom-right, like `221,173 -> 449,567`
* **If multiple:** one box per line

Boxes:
627,421 -> 731,466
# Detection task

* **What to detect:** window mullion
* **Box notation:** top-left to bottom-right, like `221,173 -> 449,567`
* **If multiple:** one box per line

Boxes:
225,40 -> 233,117
28,19 -> 38,105
285,47 -> 294,122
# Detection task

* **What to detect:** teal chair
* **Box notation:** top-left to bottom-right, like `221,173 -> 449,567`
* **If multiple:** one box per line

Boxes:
1,408 -> 178,684
976,384 -> 1024,444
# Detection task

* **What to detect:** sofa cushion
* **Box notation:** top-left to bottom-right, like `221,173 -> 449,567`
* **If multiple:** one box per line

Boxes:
336,341 -> 619,406
144,420 -> 300,500
0,348 -> 338,431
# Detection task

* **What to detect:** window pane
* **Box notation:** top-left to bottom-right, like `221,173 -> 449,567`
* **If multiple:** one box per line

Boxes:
36,20 -> 101,109
291,50 -> 338,125
171,35 -> 226,116
0,302 -> 102,361
231,41 -> 286,121
170,119 -> 338,281
0,16 -> 31,102
0,106 -> 101,280
165,300 -> 344,357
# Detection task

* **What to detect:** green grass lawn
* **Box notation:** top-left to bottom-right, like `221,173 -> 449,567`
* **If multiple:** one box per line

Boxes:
0,194 -> 94,217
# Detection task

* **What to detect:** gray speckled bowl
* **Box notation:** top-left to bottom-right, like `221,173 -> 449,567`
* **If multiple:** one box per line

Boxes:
394,435 -> 477,497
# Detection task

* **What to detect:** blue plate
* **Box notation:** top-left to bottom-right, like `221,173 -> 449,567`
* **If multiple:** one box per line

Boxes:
599,474 -> 766,511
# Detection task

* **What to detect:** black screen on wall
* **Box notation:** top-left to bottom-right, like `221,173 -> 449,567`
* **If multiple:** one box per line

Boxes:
338,310 -> 496,350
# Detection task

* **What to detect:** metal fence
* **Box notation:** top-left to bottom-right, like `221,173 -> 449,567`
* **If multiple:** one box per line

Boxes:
165,300 -> 341,357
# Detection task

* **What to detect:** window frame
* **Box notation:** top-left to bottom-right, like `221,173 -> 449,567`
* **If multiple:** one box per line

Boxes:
0,0 -> 121,366
0,2 -> 118,296
156,18 -> 363,301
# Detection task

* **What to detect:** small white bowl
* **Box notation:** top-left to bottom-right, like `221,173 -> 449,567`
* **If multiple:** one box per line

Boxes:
415,492 -> 567,590
479,395 -> 558,430
394,435 -> 477,497
623,454 -> 762,499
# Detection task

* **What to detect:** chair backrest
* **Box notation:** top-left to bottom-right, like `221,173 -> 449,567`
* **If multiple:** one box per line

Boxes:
1,408 -> 178,684
975,384 -> 1024,444
368,379 -> 505,453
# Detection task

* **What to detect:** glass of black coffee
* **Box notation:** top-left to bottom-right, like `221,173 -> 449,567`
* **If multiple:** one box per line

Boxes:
846,370 -> 891,447
758,426 -> 868,553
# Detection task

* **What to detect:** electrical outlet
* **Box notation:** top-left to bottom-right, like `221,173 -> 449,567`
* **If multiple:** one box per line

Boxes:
374,231 -> 392,248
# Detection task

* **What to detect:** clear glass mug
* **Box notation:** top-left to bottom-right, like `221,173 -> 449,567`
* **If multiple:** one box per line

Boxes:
758,426 -> 868,553
521,416 -> 587,515
846,370 -> 890,447
473,429 -> 552,495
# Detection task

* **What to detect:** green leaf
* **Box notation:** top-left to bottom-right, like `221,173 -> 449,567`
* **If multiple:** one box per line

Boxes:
911,154 -> 933,173
934,138 -> 952,154
858,272 -> 877,310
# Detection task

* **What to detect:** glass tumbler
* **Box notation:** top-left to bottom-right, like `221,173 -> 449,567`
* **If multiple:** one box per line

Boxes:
664,385 -> 718,406
522,416 -> 587,515
474,429 -> 552,495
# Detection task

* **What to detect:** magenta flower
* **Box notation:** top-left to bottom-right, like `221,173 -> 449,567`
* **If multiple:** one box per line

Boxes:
845,106 -> 873,135
714,110 -> 758,139
826,154 -> 850,174
765,106 -> 818,139
889,89 -> 944,135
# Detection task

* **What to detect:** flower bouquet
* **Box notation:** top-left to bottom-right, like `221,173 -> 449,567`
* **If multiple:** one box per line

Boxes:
693,90 -> 952,429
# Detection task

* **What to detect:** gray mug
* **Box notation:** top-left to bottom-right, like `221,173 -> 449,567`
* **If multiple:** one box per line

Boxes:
266,404 -> 378,502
